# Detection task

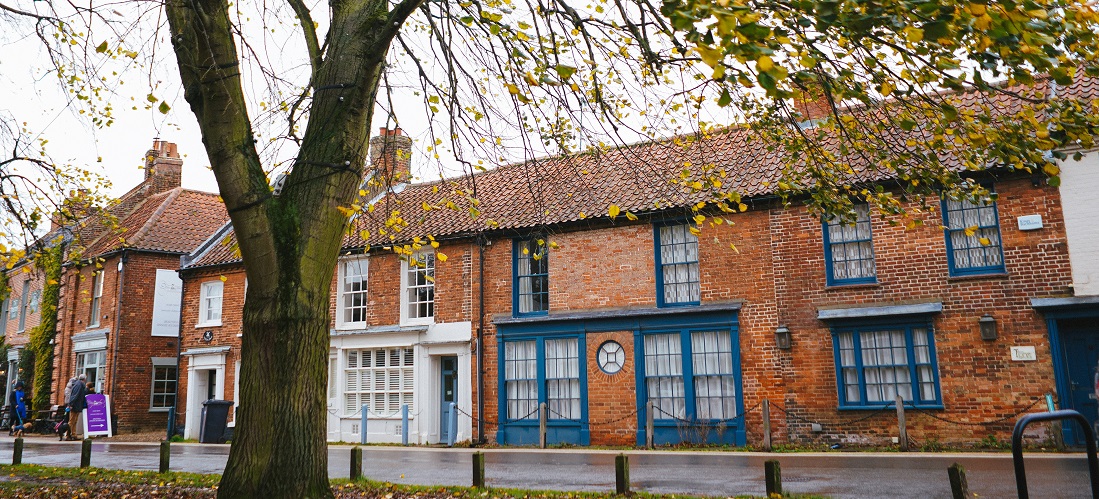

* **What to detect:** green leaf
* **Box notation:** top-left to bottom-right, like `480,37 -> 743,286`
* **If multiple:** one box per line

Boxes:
158,101 -> 171,114
147,93 -> 158,103
95,41 -> 109,53
555,65 -> 577,80
717,87 -> 732,107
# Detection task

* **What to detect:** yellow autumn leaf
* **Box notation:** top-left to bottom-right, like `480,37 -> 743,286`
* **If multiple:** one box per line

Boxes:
437,252 -> 448,262
219,275 -> 227,282
978,237 -> 991,246
756,55 -> 774,72
625,211 -> 638,221
693,214 -> 706,225
964,225 -> 978,237
608,204 -> 621,219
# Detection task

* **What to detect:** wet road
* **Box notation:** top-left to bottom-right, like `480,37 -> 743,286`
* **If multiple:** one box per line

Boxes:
0,437 -> 1093,498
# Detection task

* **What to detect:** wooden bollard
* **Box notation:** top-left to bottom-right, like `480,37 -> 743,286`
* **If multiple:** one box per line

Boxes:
645,401 -> 654,449
765,460 -> 782,497
762,400 -> 772,452
895,395 -> 908,452
948,463 -> 969,499
614,454 -> 630,495
12,437 -> 23,465
80,439 -> 92,468
350,446 -> 363,481
472,451 -> 485,488
539,403 -> 547,449
159,441 -> 170,473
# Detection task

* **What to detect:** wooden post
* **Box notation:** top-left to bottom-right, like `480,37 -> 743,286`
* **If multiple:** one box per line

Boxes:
762,399 -> 772,452
472,451 -> 485,488
895,395 -> 908,452
159,441 -> 171,473
12,437 -> 22,465
350,446 -> 363,481
645,401 -> 654,449
765,460 -> 782,497
539,402 -> 547,449
80,439 -> 92,468
948,462 -> 969,499
614,454 -> 630,495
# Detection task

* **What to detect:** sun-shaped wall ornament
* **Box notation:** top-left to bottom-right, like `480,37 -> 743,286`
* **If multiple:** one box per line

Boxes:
597,340 -> 625,374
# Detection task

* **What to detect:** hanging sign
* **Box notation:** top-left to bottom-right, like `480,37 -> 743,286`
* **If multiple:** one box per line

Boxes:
83,394 -> 113,437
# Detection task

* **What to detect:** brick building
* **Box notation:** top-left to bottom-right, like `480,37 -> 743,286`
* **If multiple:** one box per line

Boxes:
174,79 -> 1099,448
18,140 -> 229,433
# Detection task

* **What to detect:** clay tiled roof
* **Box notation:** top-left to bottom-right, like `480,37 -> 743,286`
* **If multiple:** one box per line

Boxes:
82,188 -> 228,257
184,76 -> 1099,267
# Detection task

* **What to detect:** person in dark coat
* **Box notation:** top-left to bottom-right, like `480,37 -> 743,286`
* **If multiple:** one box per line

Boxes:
7,381 -> 26,436
67,374 -> 87,440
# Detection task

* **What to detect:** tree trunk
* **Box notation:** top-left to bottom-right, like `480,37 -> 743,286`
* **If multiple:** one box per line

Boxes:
218,256 -> 335,498
164,0 -> 410,496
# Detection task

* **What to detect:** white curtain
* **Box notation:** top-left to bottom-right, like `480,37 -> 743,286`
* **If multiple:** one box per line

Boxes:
691,331 -> 736,420
645,334 -> 685,419
505,341 -> 538,419
545,338 -> 580,419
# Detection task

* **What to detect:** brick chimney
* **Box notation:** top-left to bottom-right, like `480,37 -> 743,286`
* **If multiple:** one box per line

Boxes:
368,128 -> 412,183
144,139 -> 183,194
791,80 -> 834,128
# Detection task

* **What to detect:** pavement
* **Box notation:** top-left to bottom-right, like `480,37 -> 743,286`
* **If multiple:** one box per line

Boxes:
0,436 -> 1094,498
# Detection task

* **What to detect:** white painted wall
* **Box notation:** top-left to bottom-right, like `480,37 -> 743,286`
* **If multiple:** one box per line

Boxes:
328,321 -> 473,444
1060,151 -> 1099,296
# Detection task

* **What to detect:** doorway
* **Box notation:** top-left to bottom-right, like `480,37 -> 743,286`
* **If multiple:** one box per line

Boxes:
1058,318 -> 1099,446
439,356 -> 457,442
204,370 -> 218,401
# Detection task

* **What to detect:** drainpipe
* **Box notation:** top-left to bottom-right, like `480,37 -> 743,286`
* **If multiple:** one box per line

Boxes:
476,234 -> 486,444
171,265 -> 187,436
108,251 -> 128,400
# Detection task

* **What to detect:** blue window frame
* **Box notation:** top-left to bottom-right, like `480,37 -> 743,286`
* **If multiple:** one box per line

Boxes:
499,335 -> 586,445
513,238 -> 549,316
654,223 -> 700,307
823,204 -> 877,285
942,188 -> 1005,276
832,322 -> 942,409
642,329 -> 739,421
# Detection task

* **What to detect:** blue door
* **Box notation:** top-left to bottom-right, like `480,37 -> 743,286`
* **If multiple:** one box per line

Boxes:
439,356 -> 457,442
1060,319 -> 1099,446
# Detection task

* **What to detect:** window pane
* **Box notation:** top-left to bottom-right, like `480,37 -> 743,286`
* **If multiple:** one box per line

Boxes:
691,331 -> 736,420
645,334 -> 685,419
945,193 -> 1004,273
658,225 -> 700,304
405,253 -> 435,320
837,326 -> 939,407
545,338 -> 580,420
344,347 -> 414,415
505,341 -> 538,420
826,205 -> 876,283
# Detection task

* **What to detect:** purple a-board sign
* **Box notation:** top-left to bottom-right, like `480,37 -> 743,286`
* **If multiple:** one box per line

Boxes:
82,394 -> 113,437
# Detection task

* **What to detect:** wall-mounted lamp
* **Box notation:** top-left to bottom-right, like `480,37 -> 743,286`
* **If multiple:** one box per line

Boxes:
775,325 -> 792,350
979,314 -> 998,341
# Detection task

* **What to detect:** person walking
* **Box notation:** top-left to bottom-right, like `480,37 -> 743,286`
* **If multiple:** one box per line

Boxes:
8,382 -> 26,436
67,374 -> 87,441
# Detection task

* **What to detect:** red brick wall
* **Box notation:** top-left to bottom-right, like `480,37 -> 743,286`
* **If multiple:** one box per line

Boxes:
771,177 -> 1070,445
586,331 -> 636,445
177,266 -> 246,428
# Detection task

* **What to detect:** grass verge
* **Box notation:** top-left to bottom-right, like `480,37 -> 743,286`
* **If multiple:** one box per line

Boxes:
0,464 -> 826,498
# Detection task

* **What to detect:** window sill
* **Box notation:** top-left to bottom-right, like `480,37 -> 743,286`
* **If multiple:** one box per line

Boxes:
825,282 -> 880,291
149,408 -> 172,413
195,322 -> 223,328
400,318 -> 435,327
334,323 -> 368,331
838,404 -> 943,411
947,272 -> 1008,282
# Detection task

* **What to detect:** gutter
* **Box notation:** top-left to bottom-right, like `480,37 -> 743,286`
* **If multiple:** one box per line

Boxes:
476,234 -> 486,444
171,257 -> 187,437
108,250 -> 128,402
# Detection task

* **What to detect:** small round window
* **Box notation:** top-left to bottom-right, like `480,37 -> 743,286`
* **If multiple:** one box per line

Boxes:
597,341 -> 625,374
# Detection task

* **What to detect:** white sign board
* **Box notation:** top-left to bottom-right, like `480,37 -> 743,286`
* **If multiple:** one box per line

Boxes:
1010,346 -> 1037,361
1017,215 -> 1044,231
150,269 -> 182,337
